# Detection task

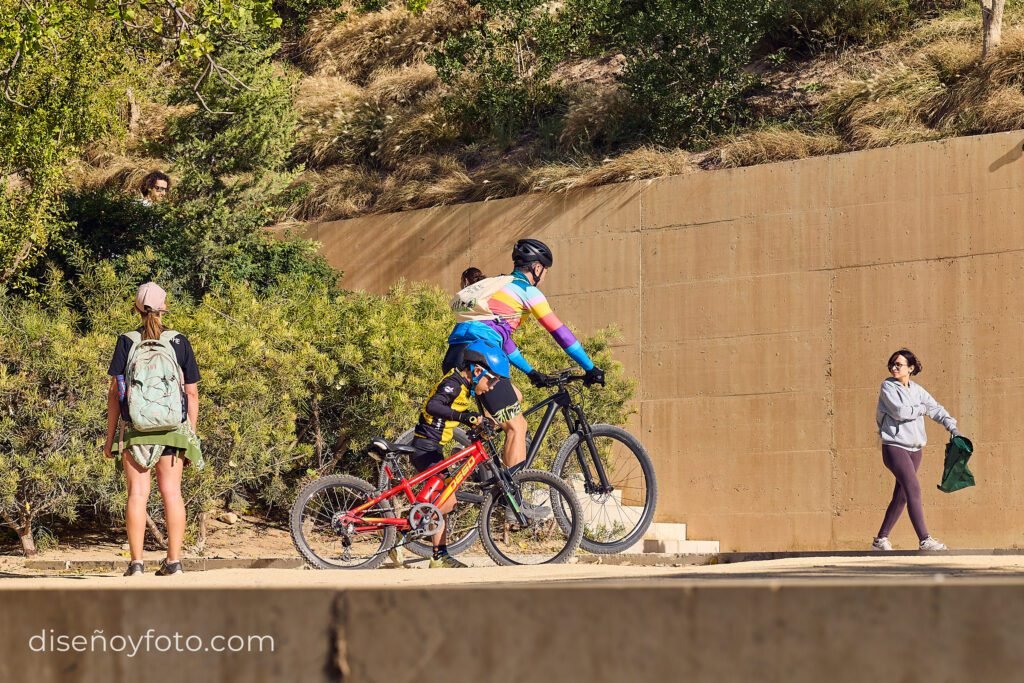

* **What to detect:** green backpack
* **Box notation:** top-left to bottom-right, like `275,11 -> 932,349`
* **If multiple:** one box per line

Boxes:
124,330 -> 185,432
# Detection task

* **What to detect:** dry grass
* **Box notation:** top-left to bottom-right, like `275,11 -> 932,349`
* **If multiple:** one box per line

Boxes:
295,75 -> 365,118
826,27 -> 1024,149
291,166 -> 382,220
286,143 -> 700,222
301,0 -> 473,84
717,127 -> 845,167
558,86 -> 629,154
367,63 -> 439,104
552,147 -> 694,189
377,98 -> 459,167
70,147 -> 169,194
293,64 -> 447,170
975,86 -> 1024,131
134,102 -> 197,147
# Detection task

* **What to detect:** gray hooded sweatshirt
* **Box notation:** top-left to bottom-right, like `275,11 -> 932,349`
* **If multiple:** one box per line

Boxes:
876,378 -> 957,450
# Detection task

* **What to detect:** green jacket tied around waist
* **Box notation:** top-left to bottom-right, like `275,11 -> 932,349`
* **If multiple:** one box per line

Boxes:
938,435 -> 974,493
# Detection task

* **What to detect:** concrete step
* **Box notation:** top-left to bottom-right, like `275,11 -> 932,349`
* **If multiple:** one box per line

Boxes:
642,539 -> 720,555
643,522 -> 687,541
620,539 -> 720,555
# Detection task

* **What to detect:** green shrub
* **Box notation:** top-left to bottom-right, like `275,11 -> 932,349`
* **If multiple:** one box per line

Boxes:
0,295 -> 117,556
429,0 -> 564,144
616,0 -> 770,147
167,49 -> 299,192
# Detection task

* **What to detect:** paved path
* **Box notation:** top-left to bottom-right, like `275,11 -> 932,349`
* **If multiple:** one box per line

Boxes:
5,554 -> 1024,589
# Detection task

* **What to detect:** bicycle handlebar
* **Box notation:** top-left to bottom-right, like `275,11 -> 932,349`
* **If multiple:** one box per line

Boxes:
540,369 -> 587,388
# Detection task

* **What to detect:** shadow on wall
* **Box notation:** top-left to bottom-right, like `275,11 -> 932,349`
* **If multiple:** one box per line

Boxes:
988,137 -> 1024,173
316,184 -> 640,292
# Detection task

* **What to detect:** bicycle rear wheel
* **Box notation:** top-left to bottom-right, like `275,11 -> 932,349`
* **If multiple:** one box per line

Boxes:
551,424 -> 657,554
478,469 -> 583,565
290,474 -> 396,569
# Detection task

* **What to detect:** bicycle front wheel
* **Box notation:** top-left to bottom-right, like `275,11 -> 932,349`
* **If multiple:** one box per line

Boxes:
478,469 -> 583,565
551,424 -> 657,554
290,474 -> 397,569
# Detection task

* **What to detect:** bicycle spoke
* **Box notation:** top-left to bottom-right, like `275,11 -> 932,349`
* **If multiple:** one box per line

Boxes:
298,482 -> 390,568
556,429 -> 655,550
483,474 -> 578,565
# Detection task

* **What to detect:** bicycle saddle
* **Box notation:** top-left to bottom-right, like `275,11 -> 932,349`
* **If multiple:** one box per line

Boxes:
368,438 -> 417,457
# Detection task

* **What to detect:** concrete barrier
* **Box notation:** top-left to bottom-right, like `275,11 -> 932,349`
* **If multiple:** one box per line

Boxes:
4,580 -> 1024,682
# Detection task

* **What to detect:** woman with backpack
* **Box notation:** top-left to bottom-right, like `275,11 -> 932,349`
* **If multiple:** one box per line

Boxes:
102,282 -> 203,576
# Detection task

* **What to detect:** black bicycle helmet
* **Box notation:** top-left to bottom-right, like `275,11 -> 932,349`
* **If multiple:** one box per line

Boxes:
512,239 -> 553,267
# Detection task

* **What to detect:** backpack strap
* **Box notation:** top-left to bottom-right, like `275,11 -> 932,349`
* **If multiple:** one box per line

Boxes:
158,330 -> 185,387
124,331 -> 143,367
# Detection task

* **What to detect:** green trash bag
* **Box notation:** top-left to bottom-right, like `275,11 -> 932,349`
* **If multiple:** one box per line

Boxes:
938,435 -> 975,493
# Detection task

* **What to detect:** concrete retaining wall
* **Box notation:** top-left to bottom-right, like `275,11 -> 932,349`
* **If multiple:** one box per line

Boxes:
282,131 -> 1024,551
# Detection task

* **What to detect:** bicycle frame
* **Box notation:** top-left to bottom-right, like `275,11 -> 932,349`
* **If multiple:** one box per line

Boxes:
345,439 -> 491,532
521,384 -> 612,494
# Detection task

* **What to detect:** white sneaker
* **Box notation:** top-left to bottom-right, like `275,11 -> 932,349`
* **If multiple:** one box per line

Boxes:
919,536 -> 947,551
871,537 -> 893,551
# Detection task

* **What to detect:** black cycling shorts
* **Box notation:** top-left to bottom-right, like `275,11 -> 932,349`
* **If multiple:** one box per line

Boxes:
479,377 -> 521,424
410,447 -> 445,473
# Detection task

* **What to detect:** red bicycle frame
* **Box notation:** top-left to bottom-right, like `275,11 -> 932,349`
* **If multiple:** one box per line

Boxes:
344,439 -> 490,533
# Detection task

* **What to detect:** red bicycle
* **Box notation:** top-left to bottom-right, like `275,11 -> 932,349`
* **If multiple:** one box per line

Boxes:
290,420 -> 583,568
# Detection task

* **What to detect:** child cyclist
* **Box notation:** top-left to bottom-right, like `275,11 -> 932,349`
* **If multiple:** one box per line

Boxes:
410,340 -> 516,568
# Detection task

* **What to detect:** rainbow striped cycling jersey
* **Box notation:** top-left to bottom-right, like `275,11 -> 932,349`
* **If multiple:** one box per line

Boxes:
447,270 -> 594,374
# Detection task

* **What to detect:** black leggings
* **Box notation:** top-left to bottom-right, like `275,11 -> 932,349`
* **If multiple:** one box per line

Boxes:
877,445 -> 929,541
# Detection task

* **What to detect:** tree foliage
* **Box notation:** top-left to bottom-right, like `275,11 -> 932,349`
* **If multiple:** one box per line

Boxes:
0,295 -> 116,555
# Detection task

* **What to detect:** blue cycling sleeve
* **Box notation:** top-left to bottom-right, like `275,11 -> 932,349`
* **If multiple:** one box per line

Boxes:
507,348 -> 534,375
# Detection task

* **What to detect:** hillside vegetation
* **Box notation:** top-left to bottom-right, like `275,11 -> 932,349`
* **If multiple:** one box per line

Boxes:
68,0 -> 1024,226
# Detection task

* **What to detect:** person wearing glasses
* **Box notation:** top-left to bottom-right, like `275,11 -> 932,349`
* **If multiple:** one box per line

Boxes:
139,171 -> 171,206
873,348 -> 960,552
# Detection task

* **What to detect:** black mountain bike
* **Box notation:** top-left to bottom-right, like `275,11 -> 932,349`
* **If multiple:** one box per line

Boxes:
389,369 -> 657,556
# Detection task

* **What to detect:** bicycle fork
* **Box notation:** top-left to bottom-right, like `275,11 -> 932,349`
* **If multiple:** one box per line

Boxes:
567,407 -> 613,496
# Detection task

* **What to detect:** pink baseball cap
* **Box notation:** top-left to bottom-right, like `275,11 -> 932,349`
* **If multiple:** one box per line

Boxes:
135,282 -> 168,313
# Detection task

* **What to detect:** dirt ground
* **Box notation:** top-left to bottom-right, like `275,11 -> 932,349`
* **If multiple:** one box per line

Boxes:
1,514 -> 298,564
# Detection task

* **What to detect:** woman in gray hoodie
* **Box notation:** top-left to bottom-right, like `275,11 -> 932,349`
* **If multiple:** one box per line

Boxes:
873,348 -> 960,551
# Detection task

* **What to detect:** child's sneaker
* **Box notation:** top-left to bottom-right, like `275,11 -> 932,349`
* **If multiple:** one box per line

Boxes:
871,537 -> 893,551
919,536 -> 947,551
429,553 -> 468,569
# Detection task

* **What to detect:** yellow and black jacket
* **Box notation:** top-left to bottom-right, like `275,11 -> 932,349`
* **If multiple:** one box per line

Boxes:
412,369 -> 474,452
